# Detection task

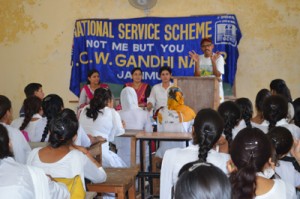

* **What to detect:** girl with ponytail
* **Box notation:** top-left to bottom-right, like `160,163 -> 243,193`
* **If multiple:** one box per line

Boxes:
232,97 -> 253,139
11,96 -> 46,142
160,109 -> 230,199
229,127 -> 296,199
261,95 -> 300,139
79,87 -> 126,168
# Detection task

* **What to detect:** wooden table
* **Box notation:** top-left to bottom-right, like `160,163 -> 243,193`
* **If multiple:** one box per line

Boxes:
135,132 -> 192,199
87,168 -> 139,199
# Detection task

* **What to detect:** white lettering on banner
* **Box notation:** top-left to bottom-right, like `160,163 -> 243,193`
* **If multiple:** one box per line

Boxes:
86,40 -> 107,48
117,71 -> 160,80
160,44 -> 184,53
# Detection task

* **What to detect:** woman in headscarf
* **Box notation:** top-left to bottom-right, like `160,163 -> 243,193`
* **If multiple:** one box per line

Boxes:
155,86 -> 196,158
116,87 -> 153,167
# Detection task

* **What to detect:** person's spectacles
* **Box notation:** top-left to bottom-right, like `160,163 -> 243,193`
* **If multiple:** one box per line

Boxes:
201,44 -> 212,48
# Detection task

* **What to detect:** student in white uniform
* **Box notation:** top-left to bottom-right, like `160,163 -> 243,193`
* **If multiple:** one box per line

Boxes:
232,97 -> 253,139
147,66 -> 173,113
229,127 -> 296,199
116,87 -> 153,167
0,95 -> 31,164
160,109 -> 230,199
11,96 -> 46,142
155,86 -> 196,158
175,162 -> 231,199
260,95 -> 300,139
27,109 -> 107,190
217,101 -> 241,147
251,89 -> 272,125
79,88 -> 127,168
267,127 -> 300,188
40,94 -> 92,147
293,98 -> 300,128
0,124 -> 70,199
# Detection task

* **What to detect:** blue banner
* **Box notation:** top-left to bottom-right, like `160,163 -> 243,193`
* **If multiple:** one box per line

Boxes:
70,15 -> 242,96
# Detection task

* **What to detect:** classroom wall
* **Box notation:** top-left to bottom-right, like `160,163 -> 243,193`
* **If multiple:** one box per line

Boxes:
0,0 -> 299,118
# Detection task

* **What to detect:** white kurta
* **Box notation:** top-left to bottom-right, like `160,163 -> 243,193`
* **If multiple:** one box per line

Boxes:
0,157 -> 69,199
11,114 -> 47,142
79,106 -> 126,168
160,145 -> 230,199
116,87 -> 153,167
275,160 -> 300,187
27,147 -> 107,190
0,123 -> 31,164
257,119 -> 300,139
156,107 -> 194,158
147,83 -> 173,112
255,179 -> 296,199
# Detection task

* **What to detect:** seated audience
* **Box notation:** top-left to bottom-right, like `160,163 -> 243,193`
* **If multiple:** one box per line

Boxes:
232,97 -> 253,139
20,82 -> 44,117
79,88 -> 126,168
155,86 -> 195,158
0,124 -> 70,199
40,94 -> 92,147
0,95 -> 31,164
175,162 -> 231,199
260,95 -> 300,139
27,109 -> 107,190
160,108 -> 229,199
270,79 -> 294,122
252,89 -> 272,125
11,96 -> 46,142
293,98 -> 300,128
217,101 -> 241,147
229,127 -> 296,199
267,127 -> 300,188
116,87 -> 153,167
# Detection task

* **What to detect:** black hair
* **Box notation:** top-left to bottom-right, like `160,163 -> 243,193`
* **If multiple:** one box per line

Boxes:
230,127 -> 272,199
267,126 -> 293,160
0,95 -> 12,120
86,69 -> 100,84
255,89 -> 271,113
293,98 -> 300,128
263,95 -> 288,131
48,108 -> 78,148
218,101 -> 241,146
159,66 -> 172,76
24,83 -> 42,98
270,79 -> 292,103
19,96 -> 42,130
175,162 -> 231,199
193,109 -> 224,162
86,88 -> 112,121
235,98 -> 253,128
131,68 -> 143,75
0,124 -> 13,159
41,94 -> 64,142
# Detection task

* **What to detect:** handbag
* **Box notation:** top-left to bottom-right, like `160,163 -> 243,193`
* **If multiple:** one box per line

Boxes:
54,175 -> 85,199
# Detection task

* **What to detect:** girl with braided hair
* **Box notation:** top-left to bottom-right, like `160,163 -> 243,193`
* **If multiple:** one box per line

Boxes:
252,89 -> 271,125
217,101 -> 241,146
260,95 -> 300,139
79,87 -> 126,168
160,109 -> 230,199
229,127 -> 296,199
232,97 -> 253,139
11,96 -> 46,142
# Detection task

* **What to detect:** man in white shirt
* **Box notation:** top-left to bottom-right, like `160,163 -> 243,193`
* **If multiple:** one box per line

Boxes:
189,38 -> 225,102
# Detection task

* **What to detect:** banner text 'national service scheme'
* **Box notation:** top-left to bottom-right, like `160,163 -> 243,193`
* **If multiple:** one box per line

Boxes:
70,15 -> 242,96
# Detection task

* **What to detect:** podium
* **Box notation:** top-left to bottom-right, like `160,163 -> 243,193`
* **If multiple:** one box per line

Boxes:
173,76 -> 220,112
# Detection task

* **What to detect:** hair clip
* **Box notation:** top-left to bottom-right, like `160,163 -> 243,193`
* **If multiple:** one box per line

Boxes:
188,162 -> 210,172
43,96 -> 52,102
245,141 -> 258,161
270,104 -> 277,110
